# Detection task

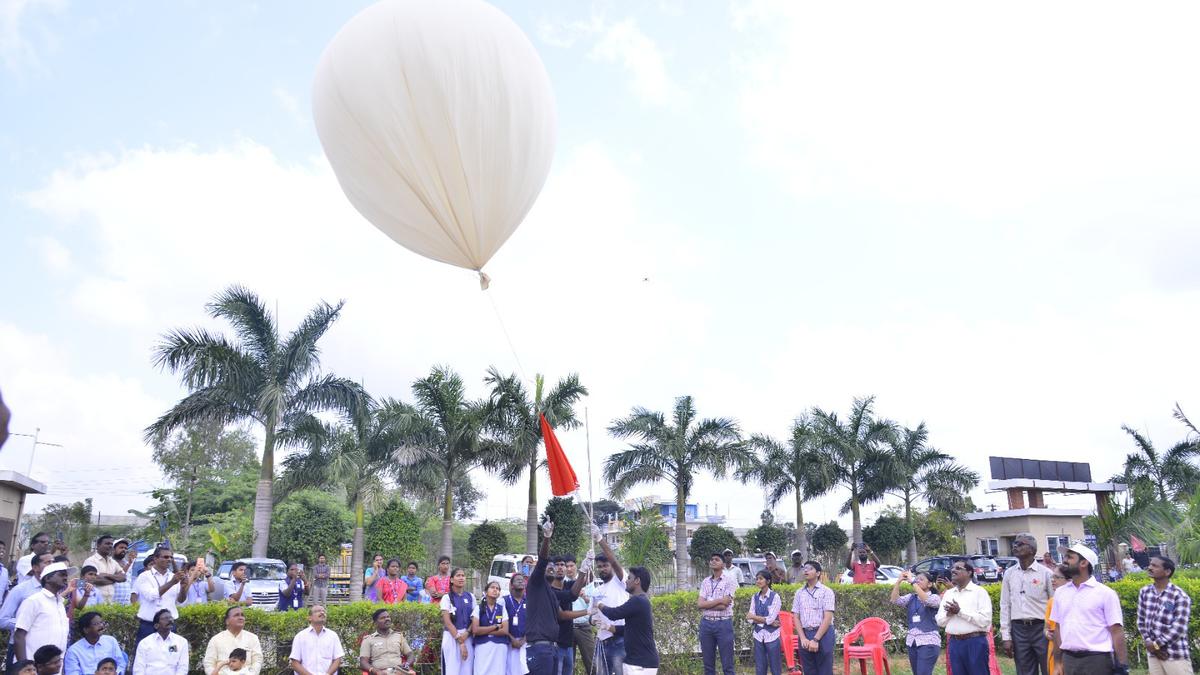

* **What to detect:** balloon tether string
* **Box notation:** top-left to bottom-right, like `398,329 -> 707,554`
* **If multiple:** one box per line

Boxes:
484,286 -> 528,384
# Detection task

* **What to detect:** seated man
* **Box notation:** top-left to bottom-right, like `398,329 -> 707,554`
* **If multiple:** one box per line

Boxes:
359,608 -> 416,675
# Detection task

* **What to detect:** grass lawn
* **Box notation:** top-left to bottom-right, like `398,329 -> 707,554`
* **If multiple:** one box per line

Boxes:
697,653 -> 1153,674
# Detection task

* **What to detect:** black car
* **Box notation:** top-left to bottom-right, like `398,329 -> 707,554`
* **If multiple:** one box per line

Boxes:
910,555 -> 971,583
911,555 -> 1002,584
994,556 -> 1019,576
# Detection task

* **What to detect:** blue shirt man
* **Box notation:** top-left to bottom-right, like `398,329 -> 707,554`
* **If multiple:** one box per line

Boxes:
0,553 -> 53,644
64,611 -> 128,675
401,562 -> 424,602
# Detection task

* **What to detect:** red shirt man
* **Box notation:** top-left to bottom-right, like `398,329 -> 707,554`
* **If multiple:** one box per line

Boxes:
849,545 -> 881,584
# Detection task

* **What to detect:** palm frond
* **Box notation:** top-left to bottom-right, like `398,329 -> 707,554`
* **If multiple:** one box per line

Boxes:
278,299 -> 345,385
144,387 -> 256,443
206,285 -> 277,362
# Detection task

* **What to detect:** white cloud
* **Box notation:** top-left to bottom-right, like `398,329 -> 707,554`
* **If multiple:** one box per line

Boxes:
538,15 -> 684,107
0,322 -> 168,512
272,86 -> 306,128
0,0 -> 64,73
734,2 -> 1200,217
29,234 -> 70,273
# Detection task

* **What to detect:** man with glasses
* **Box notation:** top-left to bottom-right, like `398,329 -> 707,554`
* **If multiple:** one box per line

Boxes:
791,560 -> 836,675
63,611 -> 128,675
132,546 -> 185,643
15,533 -> 50,579
936,560 -> 993,675
1,553 -> 53,668
1000,533 -> 1053,675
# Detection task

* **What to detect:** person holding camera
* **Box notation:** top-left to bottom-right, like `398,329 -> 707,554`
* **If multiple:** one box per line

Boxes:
890,570 -> 941,675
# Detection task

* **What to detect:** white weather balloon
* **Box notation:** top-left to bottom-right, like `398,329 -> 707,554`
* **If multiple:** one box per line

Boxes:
312,0 -> 556,288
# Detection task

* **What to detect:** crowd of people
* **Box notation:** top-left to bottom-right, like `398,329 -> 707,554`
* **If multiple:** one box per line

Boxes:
0,524 -> 1192,675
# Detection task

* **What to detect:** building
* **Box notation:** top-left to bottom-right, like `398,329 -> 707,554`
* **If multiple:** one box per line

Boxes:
603,497 -> 728,552
0,470 -> 47,557
963,457 -> 1125,562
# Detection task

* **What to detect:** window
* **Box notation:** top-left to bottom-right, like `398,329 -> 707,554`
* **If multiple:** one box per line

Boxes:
979,538 -> 999,556
1046,536 -> 1070,562
489,560 -> 514,578
914,560 -> 931,573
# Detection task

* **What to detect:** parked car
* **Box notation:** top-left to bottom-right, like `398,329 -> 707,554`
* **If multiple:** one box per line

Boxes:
488,553 -> 538,593
838,564 -> 905,585
729,557 -> 767,585
910,555 -> 971,583
969,555 -> 1001,583
216,557 -> 289,610
994,556 -> 1019,576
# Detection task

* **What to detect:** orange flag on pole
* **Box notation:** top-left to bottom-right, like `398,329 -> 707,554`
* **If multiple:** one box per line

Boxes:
541,413 -> 579,497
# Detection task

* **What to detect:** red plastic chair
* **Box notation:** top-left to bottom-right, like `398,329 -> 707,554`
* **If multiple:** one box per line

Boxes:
944,629 -> 1002,675
843,617 -> 894,675
777,611 -> 803,674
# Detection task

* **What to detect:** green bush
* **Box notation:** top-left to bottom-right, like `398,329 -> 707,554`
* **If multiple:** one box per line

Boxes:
66,602 -> 443,674
365,500 -> 426,567
267,489 -> 353,565
15,577 -> 1193,673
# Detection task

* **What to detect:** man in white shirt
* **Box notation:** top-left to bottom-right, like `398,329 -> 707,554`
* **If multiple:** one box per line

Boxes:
132,546 -> 186,643
588,525 -> 628,675
936,560 -> 993,675
721,549 -> 744,586
223,562 -> 252,605
202,606 -> 264,675
14,562 -> 70,662
999,533 -> 1053,675
288,605 -> 344,675
132,609 -> 188,675
81,535 -> 127,605
15,532 -> 50,579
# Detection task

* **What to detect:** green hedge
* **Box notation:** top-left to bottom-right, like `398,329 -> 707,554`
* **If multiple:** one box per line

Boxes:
85,602 -> 443,674
18,578 -> 1198,673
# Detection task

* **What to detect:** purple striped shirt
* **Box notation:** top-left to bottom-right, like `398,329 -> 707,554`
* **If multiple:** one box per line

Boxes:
699,574 -> 737,620
791,583 -> 835,629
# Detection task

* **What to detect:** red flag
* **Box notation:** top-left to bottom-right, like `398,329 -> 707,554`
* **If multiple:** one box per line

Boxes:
541,413 -> 579,497
1130,535 -> 1146,552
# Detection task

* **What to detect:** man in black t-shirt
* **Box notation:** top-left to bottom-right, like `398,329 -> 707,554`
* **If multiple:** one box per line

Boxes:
550,557 -> 589,674
597,566 -> 659,673
524,521 -> 588,674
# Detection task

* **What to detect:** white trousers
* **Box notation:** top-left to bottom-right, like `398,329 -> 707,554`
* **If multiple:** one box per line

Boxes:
507,644 -> 528,674
624,665 -> 658,675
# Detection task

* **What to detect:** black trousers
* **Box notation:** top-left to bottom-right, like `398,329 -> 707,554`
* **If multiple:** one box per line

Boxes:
1011,620 -> 1049,675
1062,650 -> 1113,675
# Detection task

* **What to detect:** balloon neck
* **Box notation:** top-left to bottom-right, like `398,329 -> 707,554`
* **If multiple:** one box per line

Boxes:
478,271 -> 491,290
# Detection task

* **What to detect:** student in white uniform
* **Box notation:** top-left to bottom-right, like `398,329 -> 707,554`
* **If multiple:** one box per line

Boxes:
472,580 -> 509,674
440,567 -> 477,675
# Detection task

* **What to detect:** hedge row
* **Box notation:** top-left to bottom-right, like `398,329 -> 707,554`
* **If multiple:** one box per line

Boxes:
24,578 -> 1200,673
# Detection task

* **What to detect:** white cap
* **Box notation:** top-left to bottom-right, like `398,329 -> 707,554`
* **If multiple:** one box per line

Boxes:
1061,541 -> 1099,567
790,549 -> 802,557
40,562 -> 68,580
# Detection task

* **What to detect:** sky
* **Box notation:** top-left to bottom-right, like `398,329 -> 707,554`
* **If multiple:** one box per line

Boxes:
2,0 -> 1199,538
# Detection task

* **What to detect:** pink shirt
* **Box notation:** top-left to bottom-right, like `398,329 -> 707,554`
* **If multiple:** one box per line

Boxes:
1049,575 -> 1123,652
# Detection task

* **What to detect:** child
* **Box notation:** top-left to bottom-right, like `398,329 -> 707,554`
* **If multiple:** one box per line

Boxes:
213,647 -> 248,674
74,565 -> 99,608
95,658 -> 119,674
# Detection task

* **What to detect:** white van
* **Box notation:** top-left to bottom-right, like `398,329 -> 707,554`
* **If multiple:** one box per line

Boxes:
487,553 -> 538,593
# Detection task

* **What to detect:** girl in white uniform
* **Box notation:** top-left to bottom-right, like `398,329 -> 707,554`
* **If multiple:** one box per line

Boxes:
440,568 -> 476,675
471,580 -> 509,674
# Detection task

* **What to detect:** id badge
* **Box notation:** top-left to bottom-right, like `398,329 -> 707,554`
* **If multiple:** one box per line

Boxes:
513,614 -> 519,627
912,614 -> 922,622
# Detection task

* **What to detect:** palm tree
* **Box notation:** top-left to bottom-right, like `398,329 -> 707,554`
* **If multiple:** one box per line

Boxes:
883,422 -> 979,563
485,369 -> 588,553
1120,424 -> 1200,502
390,366 -> 501,559
145,285 -> 366,557
810,396 -> 896,546
735,416 -> 834,559
277,403 -> 398,601
604,396 -> 743,588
